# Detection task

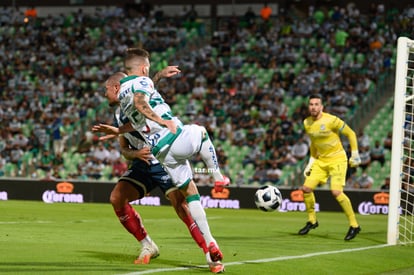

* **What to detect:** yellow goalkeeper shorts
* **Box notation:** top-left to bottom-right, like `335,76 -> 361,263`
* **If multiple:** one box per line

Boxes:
304,158 -> 348,191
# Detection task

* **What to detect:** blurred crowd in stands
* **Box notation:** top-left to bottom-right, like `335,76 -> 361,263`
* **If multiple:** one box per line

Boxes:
0,3 -> 413,188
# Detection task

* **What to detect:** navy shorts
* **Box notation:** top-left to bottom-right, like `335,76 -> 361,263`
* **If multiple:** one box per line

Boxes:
118,159 -> 176,198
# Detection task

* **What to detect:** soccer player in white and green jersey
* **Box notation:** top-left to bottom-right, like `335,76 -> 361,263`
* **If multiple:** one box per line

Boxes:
94,48 -> 227,273
299,93 -> 362,241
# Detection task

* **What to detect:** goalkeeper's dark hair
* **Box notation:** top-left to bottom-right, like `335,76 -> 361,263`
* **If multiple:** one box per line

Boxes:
309,93 -> 324,102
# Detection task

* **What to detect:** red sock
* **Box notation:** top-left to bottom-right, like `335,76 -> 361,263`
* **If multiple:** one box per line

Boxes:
115,204 -> 147,241
182,215 -> 208,253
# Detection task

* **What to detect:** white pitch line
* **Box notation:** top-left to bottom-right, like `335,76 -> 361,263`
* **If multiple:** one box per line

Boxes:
0,220 -> 97,224
0,221 -> 52,224
119,244 -> 391,275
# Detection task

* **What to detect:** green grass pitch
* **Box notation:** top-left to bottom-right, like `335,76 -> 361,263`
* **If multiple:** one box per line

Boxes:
0,200 -> 413,274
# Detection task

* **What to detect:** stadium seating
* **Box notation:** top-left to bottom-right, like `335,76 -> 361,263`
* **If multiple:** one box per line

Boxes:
0,4 -> 399,189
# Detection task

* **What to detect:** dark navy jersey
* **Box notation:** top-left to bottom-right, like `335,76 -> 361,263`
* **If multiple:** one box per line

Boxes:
114,107 -> 173,197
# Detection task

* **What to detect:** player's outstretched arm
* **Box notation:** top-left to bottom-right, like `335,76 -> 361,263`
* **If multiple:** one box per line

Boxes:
92,123 -> 119,135
133,93 -> 177,134
152,65 -> 180,84
97,133 -> 118,141
92,122 -> 135,136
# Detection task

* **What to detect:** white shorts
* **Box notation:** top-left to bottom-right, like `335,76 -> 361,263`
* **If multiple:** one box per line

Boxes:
158,124 -> 204,188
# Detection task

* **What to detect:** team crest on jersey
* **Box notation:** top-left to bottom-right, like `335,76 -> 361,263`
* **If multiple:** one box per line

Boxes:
320,124 -> 326,131
140,80 -> 149,87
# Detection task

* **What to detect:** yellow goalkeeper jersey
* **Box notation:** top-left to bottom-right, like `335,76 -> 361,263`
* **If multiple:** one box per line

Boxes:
304,112 -> 348,162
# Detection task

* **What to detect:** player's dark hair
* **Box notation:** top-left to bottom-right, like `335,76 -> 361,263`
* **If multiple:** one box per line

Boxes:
309,93 -> 323,102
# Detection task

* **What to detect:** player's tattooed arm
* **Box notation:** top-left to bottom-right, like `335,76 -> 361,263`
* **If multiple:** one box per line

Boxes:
134,93 -> 164,125
133,92 -> 177,134
152,71 -> 162,85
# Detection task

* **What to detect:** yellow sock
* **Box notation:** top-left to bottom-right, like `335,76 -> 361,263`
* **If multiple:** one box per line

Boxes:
303,192 -> 317,224
335,193 -> 358,227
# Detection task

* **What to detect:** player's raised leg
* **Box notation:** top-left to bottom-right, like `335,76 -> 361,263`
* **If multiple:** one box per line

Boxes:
189,125 -> 230,188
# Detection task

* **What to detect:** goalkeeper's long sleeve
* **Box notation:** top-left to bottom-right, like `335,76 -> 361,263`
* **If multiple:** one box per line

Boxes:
341,124 -> 359,152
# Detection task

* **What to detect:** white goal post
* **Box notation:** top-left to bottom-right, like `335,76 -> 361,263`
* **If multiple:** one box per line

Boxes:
388,36 -> 414,245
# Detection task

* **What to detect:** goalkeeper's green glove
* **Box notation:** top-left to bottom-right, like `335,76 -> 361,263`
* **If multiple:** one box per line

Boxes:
349,150 -> 361,167
304,157 -> 315,177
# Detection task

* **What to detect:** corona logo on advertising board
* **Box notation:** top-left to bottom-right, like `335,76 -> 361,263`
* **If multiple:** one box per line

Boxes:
203,186 -> 239,208
42,182 -> 84,204
279,189 -> 320,212
200,195 -> 240,209
358,192 -> 389,215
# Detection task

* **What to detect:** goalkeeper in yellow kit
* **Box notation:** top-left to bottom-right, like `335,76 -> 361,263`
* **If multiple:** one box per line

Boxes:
298,94 -> 362,241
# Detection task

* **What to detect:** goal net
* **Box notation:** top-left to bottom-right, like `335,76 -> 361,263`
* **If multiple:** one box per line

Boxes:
388,37 -> 414,245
